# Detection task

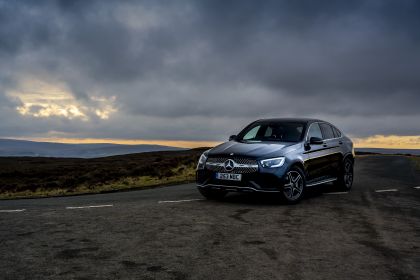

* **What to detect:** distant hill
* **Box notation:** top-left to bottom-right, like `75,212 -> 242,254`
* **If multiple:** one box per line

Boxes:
355,148 -> 420,156
0,139 -> 183,158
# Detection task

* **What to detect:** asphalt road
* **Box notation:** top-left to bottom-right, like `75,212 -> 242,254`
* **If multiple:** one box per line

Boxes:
1,155 -> 419,280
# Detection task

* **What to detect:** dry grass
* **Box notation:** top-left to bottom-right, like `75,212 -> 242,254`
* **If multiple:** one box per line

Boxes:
0,149 -> 206,199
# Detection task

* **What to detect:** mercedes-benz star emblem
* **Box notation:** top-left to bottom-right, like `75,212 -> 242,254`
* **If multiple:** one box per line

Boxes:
224,159 -> 235,172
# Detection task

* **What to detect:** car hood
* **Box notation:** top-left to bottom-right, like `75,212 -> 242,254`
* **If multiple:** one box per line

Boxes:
208,141 -> 299,158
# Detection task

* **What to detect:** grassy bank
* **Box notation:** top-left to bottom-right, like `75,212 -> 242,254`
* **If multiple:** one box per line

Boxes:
0,148 -> 206,199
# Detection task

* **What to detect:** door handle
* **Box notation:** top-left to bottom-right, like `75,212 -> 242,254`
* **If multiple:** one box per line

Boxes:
339,141 -> 343,145
323,143 -> 328,147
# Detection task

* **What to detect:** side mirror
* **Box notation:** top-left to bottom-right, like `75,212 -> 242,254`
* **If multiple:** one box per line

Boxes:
229,135 -> 237,141
309,137 -> 323,145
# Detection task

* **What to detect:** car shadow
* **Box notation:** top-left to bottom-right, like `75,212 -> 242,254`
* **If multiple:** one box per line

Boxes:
210,183 -> 339,206
220,192 -> 285,206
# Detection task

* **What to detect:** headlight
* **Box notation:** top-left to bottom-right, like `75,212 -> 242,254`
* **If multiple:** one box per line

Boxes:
260,157 -> 285,168
196,152 -> 208,170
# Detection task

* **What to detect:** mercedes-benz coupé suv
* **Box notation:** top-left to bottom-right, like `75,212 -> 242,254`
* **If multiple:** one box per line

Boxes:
196,118 -> 354,203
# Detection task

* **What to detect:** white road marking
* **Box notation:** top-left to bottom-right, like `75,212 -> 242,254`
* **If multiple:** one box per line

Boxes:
87,204 -> 114,208
0,209 -> 26,213
158,199 -> 204,204
414,186 -> 420,189
324,192 -> 348,195
375,189 -> 398,193
66,204 -> 113,209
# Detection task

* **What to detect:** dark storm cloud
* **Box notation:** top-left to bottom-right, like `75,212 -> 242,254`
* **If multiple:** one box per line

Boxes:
0,0 -> 419,141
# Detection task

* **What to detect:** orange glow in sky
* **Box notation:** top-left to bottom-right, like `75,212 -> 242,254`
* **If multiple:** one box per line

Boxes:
18,137 -> 221,149
13,135 -> 420,149
352,135 -> 420,149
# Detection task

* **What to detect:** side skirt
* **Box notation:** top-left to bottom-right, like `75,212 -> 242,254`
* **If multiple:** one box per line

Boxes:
306,177 -> 337,187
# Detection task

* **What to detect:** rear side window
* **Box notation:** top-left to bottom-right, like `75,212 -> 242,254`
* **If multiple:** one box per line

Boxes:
332,126 -> 341,138
307,123 -> 323,140
320,123 -> 335,139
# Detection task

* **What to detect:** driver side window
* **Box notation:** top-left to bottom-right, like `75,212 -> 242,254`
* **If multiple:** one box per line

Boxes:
243,125 -> 260,140
307,123 -> 323,140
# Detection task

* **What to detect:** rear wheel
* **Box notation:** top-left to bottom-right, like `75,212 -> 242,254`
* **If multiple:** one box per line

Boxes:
334,157 -> 354,191
282,166 -> 306,204
198,188 -> 227,200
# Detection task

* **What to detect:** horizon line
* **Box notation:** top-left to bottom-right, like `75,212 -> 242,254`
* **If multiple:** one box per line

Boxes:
2,135 -> 420,149
3,137 -> 221,149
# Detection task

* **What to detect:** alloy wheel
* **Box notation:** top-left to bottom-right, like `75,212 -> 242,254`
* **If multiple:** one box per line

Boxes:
283,170 -> 304,201
344,160 -> 354,188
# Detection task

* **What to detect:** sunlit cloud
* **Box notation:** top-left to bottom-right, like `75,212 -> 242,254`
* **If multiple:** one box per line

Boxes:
7,77 -> 117,121
91,96 -> 117,120
17,103 -> 87,119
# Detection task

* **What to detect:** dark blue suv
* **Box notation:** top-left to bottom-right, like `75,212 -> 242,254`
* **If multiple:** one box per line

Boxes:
196,118 -> 354,203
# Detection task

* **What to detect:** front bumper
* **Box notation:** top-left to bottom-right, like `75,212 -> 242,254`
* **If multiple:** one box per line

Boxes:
197,183 -> 282,193
196,168 -> 288,193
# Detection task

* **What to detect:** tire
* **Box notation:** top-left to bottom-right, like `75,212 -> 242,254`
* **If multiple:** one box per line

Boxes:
198,188 -> 227,200
334,157 -> 354,191
282,166 -> 306,204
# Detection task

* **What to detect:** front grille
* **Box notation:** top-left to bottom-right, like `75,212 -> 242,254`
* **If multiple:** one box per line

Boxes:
206,157 -> 259,174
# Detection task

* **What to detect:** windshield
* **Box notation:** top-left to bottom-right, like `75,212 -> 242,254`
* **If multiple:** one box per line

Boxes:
237,122 -> 305,142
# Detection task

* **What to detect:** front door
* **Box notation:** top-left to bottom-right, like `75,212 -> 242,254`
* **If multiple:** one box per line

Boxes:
303,122 -> 333,180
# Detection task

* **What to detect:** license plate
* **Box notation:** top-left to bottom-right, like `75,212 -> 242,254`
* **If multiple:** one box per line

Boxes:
216,173 -> 242,181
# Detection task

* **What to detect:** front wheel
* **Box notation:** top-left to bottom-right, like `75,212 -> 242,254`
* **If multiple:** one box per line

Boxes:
198,188 -> 227,200
334,158 -> 354,191
282,166 -> 306,204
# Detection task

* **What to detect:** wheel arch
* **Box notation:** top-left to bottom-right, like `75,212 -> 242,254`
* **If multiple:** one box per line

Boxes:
287,160 -> 307,177
342,153 -> 355,164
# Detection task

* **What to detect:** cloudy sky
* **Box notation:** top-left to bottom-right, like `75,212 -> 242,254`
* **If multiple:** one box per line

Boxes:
1,0 -> 419,148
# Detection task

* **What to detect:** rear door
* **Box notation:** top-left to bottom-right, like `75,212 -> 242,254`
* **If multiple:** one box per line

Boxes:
319,123 -> 342,176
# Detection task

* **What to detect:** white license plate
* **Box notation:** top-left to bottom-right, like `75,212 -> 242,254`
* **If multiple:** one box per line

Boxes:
216,173 -> 242,181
